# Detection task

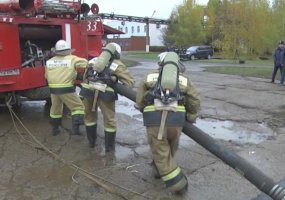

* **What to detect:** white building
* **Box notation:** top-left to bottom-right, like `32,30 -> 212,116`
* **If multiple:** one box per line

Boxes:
104,20 -> 166,46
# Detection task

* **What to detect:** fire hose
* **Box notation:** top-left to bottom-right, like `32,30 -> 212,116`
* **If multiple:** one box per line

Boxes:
113,82 -> 285,200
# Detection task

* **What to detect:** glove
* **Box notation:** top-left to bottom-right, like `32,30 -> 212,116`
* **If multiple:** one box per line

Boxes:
86,67 -> 96,79
111,75 -> 118,84
186,113 -> 197,123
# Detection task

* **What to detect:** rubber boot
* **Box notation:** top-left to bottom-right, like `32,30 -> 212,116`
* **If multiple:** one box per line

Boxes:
71,115 -> 84,135
175,180 -> 188,195
86,125 -> 97,148
167,173 -> 188,195
105,131 -> 116,152
50,118 -> 61,136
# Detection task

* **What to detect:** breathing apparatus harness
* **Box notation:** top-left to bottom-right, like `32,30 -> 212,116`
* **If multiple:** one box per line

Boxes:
87,48 -> 118,86
148,60 -> 183,105
147,58 -> 185,140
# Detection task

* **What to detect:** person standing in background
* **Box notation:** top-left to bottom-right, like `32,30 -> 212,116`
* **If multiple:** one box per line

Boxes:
272,41 -> 284,83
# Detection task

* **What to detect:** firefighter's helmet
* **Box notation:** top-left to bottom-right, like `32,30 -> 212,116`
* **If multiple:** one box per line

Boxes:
158,52 -> 185,72
110,42 -> 121,57
53,40 -> 74,55
158,52 -> 167,65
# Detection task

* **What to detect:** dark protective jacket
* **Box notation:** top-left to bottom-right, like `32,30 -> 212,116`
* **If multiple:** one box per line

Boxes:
136,69 -> 200,125
274,47 -> 284,66
80,59 -> 134,100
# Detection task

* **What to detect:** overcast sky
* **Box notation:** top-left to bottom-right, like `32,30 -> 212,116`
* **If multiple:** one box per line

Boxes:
84,0 -> 208,19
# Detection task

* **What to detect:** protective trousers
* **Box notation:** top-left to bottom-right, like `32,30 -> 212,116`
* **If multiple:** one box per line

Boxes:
50,93 -> 85,135
83,97 -> 116,151
146,126 -> 188,193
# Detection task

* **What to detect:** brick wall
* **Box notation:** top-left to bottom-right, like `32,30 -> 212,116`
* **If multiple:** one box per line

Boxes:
107,36 -> 146,51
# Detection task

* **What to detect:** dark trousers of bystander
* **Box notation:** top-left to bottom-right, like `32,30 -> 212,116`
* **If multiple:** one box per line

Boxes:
280,65 -> 285,84
271,64 -> 282,83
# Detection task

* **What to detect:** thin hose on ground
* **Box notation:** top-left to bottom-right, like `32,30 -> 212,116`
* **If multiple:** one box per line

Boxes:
5,100 -> 151,200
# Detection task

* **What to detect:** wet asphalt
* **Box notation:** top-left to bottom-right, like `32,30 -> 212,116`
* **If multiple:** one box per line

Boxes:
0,59 -> 285,200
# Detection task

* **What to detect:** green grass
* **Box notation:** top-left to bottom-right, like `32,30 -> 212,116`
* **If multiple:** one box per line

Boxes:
205,66 -> 279,79
204,58 -> 273,67
120,58 -> 140,67
123,51 -> 159,60
122,51 -> 277,79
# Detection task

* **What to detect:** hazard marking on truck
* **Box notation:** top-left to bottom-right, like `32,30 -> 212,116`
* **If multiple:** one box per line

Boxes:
1,17 -> 13,23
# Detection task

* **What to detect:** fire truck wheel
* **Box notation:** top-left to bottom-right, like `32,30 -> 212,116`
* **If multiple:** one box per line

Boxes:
21,87 -> 50,101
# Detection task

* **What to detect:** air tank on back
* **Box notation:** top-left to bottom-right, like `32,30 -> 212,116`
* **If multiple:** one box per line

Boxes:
89,43 -> 117,73
160,52 -> 179,91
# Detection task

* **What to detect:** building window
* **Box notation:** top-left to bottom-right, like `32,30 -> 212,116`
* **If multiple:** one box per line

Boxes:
125,27 -> 128,33
131,26 -> 134,34
118,26 -> 120,30
144,25 -> 147,33
137,26 -> 140,33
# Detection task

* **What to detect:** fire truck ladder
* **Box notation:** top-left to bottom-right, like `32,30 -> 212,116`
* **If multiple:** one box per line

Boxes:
99,13 -> 169,26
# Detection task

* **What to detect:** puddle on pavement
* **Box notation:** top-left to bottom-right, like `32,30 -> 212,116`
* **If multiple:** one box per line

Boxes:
116,96 -> 276,145
116,95 -> 142,121
195,118 -> 275,144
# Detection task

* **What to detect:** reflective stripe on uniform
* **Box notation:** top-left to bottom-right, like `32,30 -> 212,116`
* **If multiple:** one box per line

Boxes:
162,167 -> 186,188
48,83 -> 74,88
162,167 -> 181,181
85,122 -> 97,126
106,86 -> 114,92
143,105 -> 186,127
104,127 -> 116,132
81,83 -> 91,89
71,110 -> 85,115
50,114 -> 62,119
144,105 -> 186,112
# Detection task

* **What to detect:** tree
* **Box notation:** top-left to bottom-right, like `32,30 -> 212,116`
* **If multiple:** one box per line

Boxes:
163,0 -> 280,59
162,0 -> 206,48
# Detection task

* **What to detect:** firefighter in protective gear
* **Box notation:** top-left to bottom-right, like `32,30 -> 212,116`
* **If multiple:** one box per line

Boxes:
45,40 -> 87,136
136,52 -> 200,195
80,42 -> 134,151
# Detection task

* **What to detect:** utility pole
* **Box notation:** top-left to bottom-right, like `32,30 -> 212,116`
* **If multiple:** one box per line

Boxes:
145,10 -> 156,52
145,18 -> 150,52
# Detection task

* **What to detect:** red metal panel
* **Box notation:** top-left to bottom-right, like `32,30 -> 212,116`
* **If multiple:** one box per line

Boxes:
0,67 -> 46,92
87,36 -> 102,59
0,23 -> 21,70
67,22 -> 88,59
86,18 -> 103,59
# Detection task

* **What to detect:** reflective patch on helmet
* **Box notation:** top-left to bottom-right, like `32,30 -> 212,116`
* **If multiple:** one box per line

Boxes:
110,62 -> 118,71
46,59 -> 71,68
147,73 -> 159,82
178,75 -> 187,86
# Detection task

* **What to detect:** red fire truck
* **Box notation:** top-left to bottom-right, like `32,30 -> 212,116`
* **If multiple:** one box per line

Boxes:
0,0 -> 104,106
